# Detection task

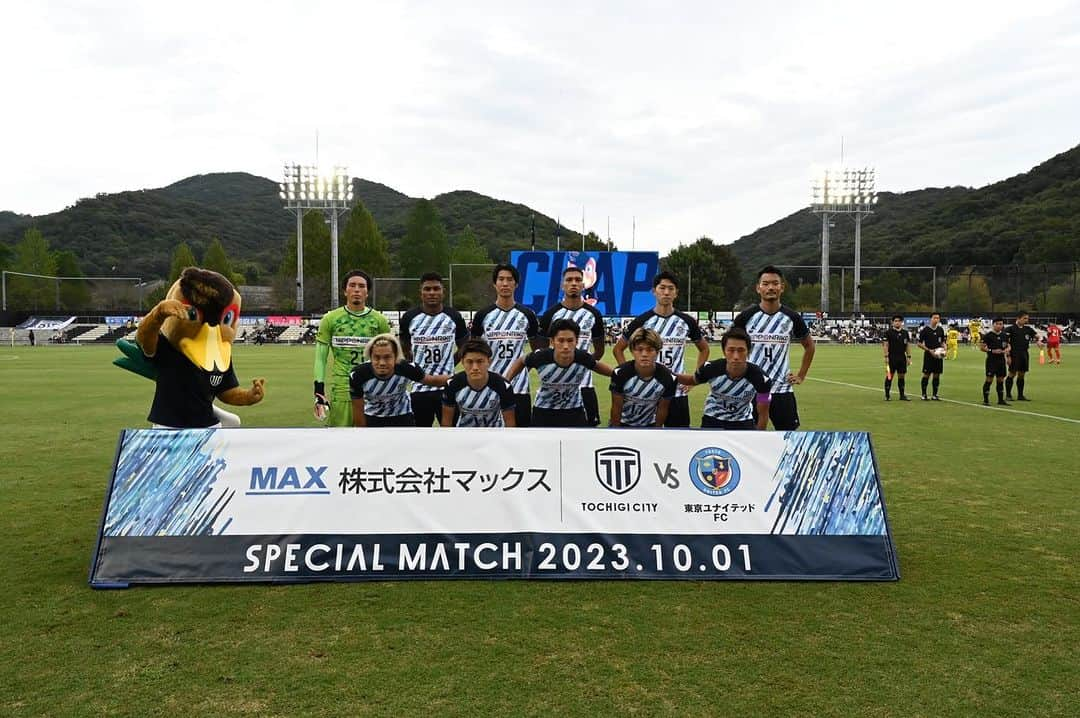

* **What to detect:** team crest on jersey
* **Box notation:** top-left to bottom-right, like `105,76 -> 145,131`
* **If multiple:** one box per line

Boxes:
689,447 -> 741,497
209,374 -> 223,387
594,447 -> 641,495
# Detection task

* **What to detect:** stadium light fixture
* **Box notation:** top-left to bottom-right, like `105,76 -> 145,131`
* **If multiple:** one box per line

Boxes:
280,163 -> 354,311
810,165 -> 877,314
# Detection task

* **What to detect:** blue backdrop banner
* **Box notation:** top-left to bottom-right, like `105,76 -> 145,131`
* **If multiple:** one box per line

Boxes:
510,251 -> 660,316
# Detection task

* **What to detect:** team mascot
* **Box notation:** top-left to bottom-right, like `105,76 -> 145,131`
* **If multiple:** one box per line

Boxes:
114,267 -> 265,428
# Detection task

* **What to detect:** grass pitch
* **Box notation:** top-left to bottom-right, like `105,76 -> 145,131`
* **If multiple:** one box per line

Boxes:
0,343 -> 1076,717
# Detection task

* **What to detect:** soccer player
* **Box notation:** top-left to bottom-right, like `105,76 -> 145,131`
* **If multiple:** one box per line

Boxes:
470,263 -> 542,426
441,339 -> 517,428
349,334 -> 449,427
980,318 -> 1010,406
609,327 -> 677,428
916,312 -> 946,400
946,323 -> 960,360
506,318 -> 613,427
538,266 -> 606,426
732,266 -> 814,430
399,272 -> 469,426
969,318 -> 982,351
676,327 -> 773,430
612,270 -> 709,427
1045,322 -> 1063,364
882,314 -> 912,401
1004,311 -> 1039,401
314,270 -> 391,427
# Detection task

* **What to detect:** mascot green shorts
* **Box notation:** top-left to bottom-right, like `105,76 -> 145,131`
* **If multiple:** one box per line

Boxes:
328,390 -> 354,427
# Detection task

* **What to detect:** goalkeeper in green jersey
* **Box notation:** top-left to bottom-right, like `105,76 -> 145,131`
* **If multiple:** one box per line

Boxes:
313,270 -> 391,426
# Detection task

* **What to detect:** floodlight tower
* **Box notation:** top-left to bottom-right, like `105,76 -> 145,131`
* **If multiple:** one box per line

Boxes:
279,164 -> 353,311
810,167 -> 877,314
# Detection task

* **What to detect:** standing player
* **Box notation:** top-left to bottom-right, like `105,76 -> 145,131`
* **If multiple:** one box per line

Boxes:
612,270 -> 709,427
314,270 -> 391,427
1045,322 -> 1063,365
969,318 -> 982,351
732,266 -> 815,430
350,334 -> 450,427
538,266 -> 606,426
1004,311 -> 1039,401
399,272 -> 469,426
916,312 -> 946,401
441,339 -> 517,428
676,328 -> 773,430
946,324 -> 960,360
980,318 -> 1010,406
882,314 -> 912,401
506,318 -> 613,427
609,327 -> 677,428
470,264 -> 542,427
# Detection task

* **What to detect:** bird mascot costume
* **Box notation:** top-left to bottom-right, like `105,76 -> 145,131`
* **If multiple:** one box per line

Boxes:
114,267 -> 265,428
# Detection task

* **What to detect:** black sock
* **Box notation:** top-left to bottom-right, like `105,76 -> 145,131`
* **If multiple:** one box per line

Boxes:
1005,377 -> 1014,396
983,381 -> 991,401
898,377 -> 906,396
921,377 -> 929,396
1017,377 -> 1025,397
885,377 -> 892,396
932,377 -> 940,396
997,383 -> 1005,401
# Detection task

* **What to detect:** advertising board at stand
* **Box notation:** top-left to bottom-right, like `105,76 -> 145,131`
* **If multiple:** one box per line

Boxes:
510,251 -> 660,316
89,428 -> 899,587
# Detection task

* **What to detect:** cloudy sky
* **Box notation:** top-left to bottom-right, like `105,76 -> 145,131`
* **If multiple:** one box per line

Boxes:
3,1 -> 1079,255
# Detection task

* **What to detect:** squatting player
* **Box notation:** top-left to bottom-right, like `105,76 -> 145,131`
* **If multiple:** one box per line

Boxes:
980,318 -> 1010,406
732,266 -> 814,430
612,270 -> 709,426
314,270 -> 391,426
441,339 -> 517,428
677,327 -> 772,430
538,266 -> 606,426
349,334 -> 449,427
916,312 -> 946,401
608,327 -> 677,428
507,318 -> 613,427
399,272 -> 468,426
470,264 -> 542,426
882,314 -> 912,401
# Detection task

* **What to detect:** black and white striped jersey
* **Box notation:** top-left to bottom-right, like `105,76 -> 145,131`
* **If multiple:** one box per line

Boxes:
399,307 -> 468,393
538,303 -> 605,388
442,371 -> 517,427
348,361 -> 426,417
694,360 -> 773,422
609,361 -> 677,427
470,302 -> 540,395
525,348 -> 598,410
621,309 -> 703,398
732,305 -> 808,393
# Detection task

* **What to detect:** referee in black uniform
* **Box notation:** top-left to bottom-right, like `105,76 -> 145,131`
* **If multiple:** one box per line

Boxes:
1004,311 -> 1039,401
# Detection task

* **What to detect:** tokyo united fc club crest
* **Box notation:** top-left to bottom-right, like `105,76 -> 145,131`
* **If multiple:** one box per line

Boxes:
594,447 -> 641,495
688,447 -> 741,497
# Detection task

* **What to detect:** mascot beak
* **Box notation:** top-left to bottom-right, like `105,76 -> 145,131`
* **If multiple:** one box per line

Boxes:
178,323 -> 232,372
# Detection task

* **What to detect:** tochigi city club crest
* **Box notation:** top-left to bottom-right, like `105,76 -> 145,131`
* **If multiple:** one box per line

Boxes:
689,447 -> 741,497
594,447 -> 641,495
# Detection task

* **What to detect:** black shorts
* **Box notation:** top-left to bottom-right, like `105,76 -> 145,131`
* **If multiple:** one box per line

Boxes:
985,358 -> 1007,378
761,392 -> 800,431
366,413 -> 415,427
887,355 -> 909,374
411,391 -> 448,427
581,387 -> 600,426
514,393 -> 532,428
922,352 -> 944,375
1010,352 -> 1030,373
664,395 -> 691,427
701,415 -> 756,430
532,406 -> 587,427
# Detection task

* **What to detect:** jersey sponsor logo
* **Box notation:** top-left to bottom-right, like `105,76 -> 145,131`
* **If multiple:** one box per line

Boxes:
411,334 -> 455,344
689,448 -> 741,497
332,336 -> 370,348
595,447 -> 641,495
485,329 -> 524,340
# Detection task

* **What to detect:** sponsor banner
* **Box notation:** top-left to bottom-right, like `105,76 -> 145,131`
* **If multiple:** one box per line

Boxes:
18,316 -> 76,330
266,315 -> 303,326
105,315 -> 138,326
89,429 -> 899,586
510,251 -> 660,316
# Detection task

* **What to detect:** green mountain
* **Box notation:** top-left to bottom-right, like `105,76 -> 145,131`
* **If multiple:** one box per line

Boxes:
728,145 -> 1080,277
